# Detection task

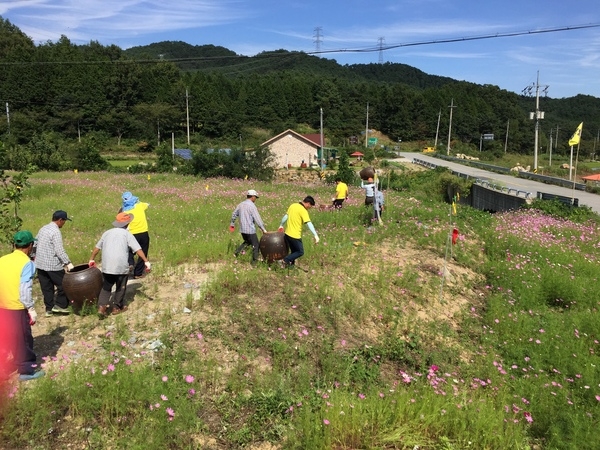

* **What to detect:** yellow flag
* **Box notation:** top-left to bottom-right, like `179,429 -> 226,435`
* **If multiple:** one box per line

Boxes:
568,122 -> 583,146
244,174 -> 248,180
452,201 -> 457,215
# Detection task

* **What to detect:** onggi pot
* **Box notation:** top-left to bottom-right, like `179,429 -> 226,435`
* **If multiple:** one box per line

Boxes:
259,232 -> 289,263
359,166 -> 375,180
62,264 -> 103,309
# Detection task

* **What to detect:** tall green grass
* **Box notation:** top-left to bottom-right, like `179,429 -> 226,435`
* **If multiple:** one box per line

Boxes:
1,170 -> 599,449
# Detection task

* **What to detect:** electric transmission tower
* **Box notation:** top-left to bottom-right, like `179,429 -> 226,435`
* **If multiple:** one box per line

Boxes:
314,27 -> 323,53
378,37 -> 385,64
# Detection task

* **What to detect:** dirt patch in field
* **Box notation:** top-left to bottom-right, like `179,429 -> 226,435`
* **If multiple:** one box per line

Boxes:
31,239 -> 484,375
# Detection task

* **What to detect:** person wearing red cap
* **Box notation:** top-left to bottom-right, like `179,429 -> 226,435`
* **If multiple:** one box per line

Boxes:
0,230 -> 45,381
89,213 -> 150,317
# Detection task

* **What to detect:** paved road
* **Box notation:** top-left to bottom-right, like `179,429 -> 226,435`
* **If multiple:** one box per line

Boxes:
395,152 -> 600,214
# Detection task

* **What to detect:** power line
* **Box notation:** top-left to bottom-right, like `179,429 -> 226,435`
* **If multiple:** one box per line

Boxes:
309,23 -> 600,55
0,23 -> 597,67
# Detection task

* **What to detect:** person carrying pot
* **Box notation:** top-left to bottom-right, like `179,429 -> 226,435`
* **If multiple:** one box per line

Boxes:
89,213 -> 150,317
229,189 -> 267,266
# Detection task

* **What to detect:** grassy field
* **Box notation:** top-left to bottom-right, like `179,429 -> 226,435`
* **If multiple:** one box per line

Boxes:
1,167 -> 600,449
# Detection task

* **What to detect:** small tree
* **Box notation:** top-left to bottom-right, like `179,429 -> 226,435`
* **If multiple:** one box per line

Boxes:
335,151 -> 356,185
0,168 -> 31,248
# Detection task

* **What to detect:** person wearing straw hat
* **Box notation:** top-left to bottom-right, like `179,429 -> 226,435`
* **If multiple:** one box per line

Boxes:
0,230 -> 45,381
229,189 -> 267,266
89,213 -> 150,317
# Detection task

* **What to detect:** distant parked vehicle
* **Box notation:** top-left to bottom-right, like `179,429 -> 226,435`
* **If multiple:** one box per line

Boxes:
422,147 -> 435,153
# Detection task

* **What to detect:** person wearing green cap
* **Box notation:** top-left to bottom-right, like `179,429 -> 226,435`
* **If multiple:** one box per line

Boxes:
0,230 -> 45,381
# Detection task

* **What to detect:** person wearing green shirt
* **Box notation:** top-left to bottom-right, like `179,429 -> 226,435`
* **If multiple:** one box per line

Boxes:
277,196 -> 319,267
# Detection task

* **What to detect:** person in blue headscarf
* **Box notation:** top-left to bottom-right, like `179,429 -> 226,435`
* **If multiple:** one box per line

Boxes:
120,191 -> 151,279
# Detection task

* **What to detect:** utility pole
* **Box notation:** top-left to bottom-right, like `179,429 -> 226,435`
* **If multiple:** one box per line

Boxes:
5,102 -> 10,135
320,107 -> 324,168
549,127 -> 553,166
447,99 -> 456,156
434,109 -> 441,149
523,71 -> 548,171
185,88 -> 190,146
504,120 -> 510,153
365,103 -> 369,148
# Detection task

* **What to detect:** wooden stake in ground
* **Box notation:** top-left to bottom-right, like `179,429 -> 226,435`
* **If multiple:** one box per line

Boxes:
373,173 -> 383,225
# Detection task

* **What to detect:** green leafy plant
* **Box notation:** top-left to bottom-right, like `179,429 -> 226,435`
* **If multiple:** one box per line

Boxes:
0,168 -> 31,246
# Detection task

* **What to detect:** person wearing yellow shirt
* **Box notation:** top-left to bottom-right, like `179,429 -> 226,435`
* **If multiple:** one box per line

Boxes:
0,230 -> 45,381
121,191 -> 150,279
277,196 -> 319,268
332,178 -> 348,209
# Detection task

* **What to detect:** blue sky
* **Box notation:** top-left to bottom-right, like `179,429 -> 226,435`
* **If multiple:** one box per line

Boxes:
2,0 -> 599,99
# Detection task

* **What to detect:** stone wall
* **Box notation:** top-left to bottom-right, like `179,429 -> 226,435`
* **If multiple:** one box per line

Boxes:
274,168 -> 334,183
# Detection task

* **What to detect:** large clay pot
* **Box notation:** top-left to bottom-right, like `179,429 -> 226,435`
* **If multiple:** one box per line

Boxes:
359,166 -> 375,180
259,232 -> 289,263
62,264 -> 103,309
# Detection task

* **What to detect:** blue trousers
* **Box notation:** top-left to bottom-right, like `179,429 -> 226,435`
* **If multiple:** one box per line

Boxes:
283,235 -> 304,265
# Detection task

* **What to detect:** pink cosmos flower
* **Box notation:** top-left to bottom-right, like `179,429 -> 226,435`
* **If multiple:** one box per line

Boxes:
185,375 -> 195,383
162,376 -> 168,382
323,419 -> 330,425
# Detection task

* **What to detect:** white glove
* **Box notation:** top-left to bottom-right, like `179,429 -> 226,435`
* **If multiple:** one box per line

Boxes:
314,235 -> 320,244
28,307 -> 37,325
65,263 -> 74,272
144,261 -> 152,272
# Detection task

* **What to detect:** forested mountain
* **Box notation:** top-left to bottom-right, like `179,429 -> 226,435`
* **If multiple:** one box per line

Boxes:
123,41 -> 457,90
1,16 -> 599,171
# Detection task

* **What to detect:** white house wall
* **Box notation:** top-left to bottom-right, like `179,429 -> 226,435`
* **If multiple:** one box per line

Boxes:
268,135 -> 318,168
